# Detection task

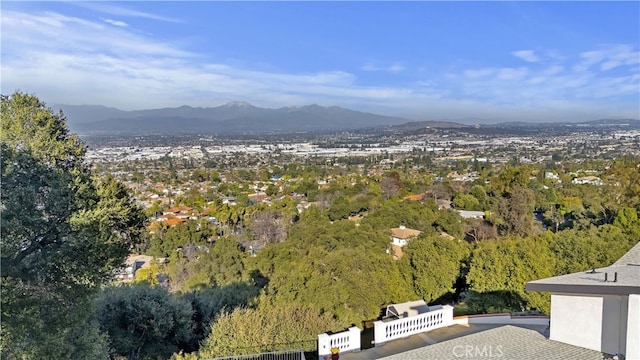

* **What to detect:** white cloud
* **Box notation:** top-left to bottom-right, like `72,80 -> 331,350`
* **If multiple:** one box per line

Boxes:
74,3 -> 180,23
104,18 -> 128,27
542,65 -> 564,76
512,50 -> 540,62
574,45 -> 640,72
528,77 -> 547,85
464,68 -> 494,79
362,62 -> 405,73
417,80 -> 437,87
2,10 -> 189,58
497,67 -> 528,81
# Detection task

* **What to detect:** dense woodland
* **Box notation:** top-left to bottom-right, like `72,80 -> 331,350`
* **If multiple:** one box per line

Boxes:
2,92 -> 639,360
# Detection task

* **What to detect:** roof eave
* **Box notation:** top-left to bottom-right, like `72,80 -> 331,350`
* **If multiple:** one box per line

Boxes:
525,282 -> 640,296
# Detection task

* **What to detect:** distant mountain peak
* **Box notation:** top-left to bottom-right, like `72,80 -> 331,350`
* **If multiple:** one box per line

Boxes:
223,101 -> 254,108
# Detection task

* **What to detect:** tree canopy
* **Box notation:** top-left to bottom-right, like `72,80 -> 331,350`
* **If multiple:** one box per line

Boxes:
0,92 -> 145,358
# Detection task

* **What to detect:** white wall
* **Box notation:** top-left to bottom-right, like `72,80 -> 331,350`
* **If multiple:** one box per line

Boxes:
626,294 -> 640,360
317,326 -> 361,357
550,294 -> 603,352
550,293 -> 626,355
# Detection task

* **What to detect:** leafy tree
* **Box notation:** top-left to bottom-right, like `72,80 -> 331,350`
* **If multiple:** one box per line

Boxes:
403,236 -> 469,303
256,218 -> 416,324
492,186 -> 536,236
432,209 -> 464,238
490,165 -> 531,196
465,290 -> 528,314
96,284 -> 193,360
168,236 -> 248,291
180,283 -> 262,353
466,234 -> 556,313
550,225 -> 637,275
1,92 -> 144,357
453,193 -> 481,211
327,194 -> 351,221
360,198 -> 440,235
199,297 -> 344,357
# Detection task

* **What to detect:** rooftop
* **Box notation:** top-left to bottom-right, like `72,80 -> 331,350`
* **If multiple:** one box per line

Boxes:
340,324 -> 606,360
526,241 -> 640,295
390,226 -> 422,240
385,300 -> 430,319
613,240 -> 640,266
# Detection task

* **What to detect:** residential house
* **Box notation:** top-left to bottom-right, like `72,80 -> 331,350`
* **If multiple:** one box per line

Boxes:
572,176 -> 604,186
248,192 -> 270,204
545,171 -> 560,180
163,205 -> 197,219
116,254 -> 167,281
388,225 -> 422,260
526,241 -> 640,359
457,210 -> 485,219
324,243 -> 640,360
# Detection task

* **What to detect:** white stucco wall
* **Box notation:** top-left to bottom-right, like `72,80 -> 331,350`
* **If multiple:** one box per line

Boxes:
627,294 -> 640,360
550,293 -> 627,356
550,294 -> 604,352
391,237 -> 407,247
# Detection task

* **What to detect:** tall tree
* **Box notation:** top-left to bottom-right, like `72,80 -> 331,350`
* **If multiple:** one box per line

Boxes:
381,171 -> 403,199
96,284 -> 193,360
403,236 -> 469,303
493,186 -> 536,236
1,92 -> 144,357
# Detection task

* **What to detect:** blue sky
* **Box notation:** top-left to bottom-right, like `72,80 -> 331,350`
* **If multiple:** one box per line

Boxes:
2,1 -> 639,123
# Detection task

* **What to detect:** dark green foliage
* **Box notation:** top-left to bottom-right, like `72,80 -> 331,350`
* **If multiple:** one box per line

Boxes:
550,224 -> 638,275
1,92 -> 144,358
294,178 -> 319,200
466,234 -> 556,313
432,209 -> 464,238
174,283 -> 261,353
96,284 -> 193,360
453,193 -> 481,211
326,195 -> 351,221
195,237 -> 247,287
96,281 -> 261,359
360,198 -> 440,234
148,221 -> 213,258
167,236 -> 248,291
403,236 -> 470,303
465,290 -> 528,314
254,217 -> 416,324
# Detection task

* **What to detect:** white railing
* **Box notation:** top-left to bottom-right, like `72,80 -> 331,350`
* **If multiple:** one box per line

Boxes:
317,326 -> 361,357
373,305 -> 454,346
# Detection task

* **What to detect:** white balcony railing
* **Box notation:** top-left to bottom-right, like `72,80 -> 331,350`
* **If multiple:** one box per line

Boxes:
317,326 -> 361,357
373,305 -> 454,346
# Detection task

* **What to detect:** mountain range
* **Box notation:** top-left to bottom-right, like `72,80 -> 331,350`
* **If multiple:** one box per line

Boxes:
55,102 -> 640,136
56,102 -> 410,135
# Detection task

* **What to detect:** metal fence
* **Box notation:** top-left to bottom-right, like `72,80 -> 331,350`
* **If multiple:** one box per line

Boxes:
205,349 -> 306,360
